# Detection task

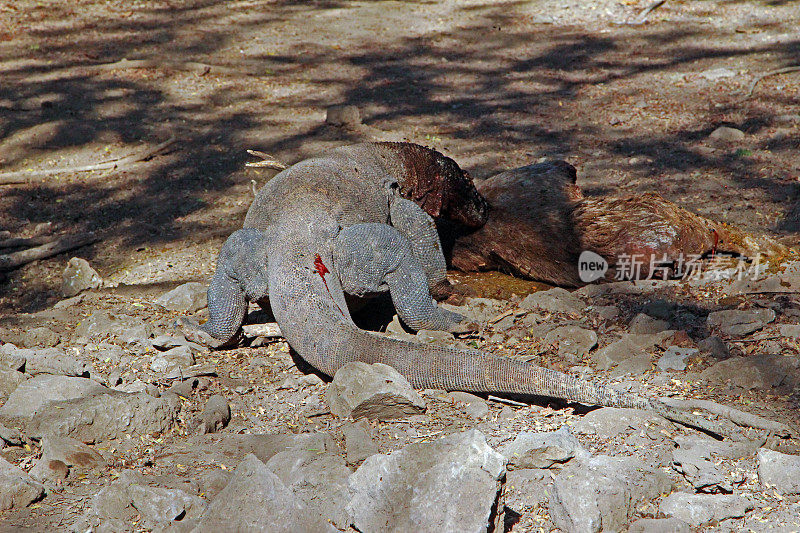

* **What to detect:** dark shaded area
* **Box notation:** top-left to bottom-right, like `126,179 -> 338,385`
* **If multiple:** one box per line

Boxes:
1,0 -> 798,313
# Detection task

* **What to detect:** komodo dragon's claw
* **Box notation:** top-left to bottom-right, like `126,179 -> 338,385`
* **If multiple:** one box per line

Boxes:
174,317 -> 238,350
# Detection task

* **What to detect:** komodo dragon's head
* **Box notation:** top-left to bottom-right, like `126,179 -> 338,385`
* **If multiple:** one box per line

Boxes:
381,142 -> 489,230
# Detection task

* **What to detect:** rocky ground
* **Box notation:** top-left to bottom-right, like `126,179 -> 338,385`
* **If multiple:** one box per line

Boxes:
1,0 -> 799,531
0,261 -> 798,531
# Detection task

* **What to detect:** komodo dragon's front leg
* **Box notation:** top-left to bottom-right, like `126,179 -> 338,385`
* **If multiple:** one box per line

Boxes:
179,229 -> 271,347
333,223 -> 468,332
388,194 -> 451,300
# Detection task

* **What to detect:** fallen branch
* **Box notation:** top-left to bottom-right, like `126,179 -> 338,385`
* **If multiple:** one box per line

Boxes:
0,137 -> 176,184
627,0 -> 667,25
245,150 -> 287,170
744,65 -> 800,99
84,58 -> 253,77
0,232 -> 99,271
0,235 -> 58,249
660,397 -> 793,437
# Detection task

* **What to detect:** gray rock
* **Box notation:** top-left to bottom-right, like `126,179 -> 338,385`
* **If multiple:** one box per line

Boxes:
74,311 -> 153,344
708,126 -> 746,147
416,329 -> 457,346
629,313 -> 671,334
20,326 -> 59,348
151,335 -> 203,352
0,456 -> 45,511
699,67 -> 737,81
326,362 -> 426,420
780,324 -> 800,339
758,448 -> 800,494
325,104 -> 361,127
491,313 -> 516,332
572,407 -> 667,438
459,297 -> 505,323
0,423 -> 23,446
657,346 -> 698,372
660,493 -> 754,526
700,354 -> 800,393
196,454 -> 334,532
499,427 -> 583,470
128,484 -> 204,527
0,343 -> 26,371
707,308 -> 775,336
30,435 -> 106,482
62,257 -> 102,297
723,275 -> 789,296
28,391 -> 179,443
0,368 -> 25,401
446,391 -> 489,419
266,441 -> 352,529
505,469 -> 552,511
520,288 -> 584,315
672,440 -> 731,493
88,471 -> 145,524
343,419 -> 378,464
592,332 -> 673,370
608,353 -> 652,377
17,347 -> 91,376
628,517 -> 690,533
155,282 -> 207,314
0,374 -> 106,421
89,471 -> 203,529
544,326 -> 598,359
200,395 -> 230,434
347,429 -> 505,533
150,345 -> 195,373
197,469 -> 231,501
593,305 -> 619,321
742,501 -> 800,532
698,336 -> 730,359
548,454 -> 673,533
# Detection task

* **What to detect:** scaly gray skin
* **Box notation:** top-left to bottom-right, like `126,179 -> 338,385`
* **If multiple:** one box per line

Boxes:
194,142 -> 727,434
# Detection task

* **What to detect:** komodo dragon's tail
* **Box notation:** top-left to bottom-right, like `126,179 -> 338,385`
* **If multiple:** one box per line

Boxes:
268,245 -> 652,411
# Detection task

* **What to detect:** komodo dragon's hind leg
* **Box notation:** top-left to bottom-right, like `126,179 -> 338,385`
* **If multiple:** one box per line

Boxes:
389,194 -> 452,300
182,229 -> 271,347
333,223 -> 469,333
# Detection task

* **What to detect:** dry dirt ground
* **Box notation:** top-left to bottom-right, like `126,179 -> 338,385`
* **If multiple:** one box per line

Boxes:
0,0 -> 799,531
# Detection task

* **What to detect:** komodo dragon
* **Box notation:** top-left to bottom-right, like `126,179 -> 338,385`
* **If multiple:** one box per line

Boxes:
184,142 -> 784,437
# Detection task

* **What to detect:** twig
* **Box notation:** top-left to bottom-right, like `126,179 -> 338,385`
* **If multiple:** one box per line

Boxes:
660,397 -> 793,437
245,150 -> 286,169
84,58 -> 254,77
487,395 -> 528,407
0,232 -> 98,271
0,235 -> 58,249
628,0 -> 667,25
744,65 -> 800,99
729,335 -> 781,343
0,137 -> 176,184
410,431 -> 442,440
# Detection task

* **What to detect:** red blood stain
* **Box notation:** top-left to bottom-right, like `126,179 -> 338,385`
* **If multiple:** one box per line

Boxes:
314,254 -> 345,317
314,253 -> 330,279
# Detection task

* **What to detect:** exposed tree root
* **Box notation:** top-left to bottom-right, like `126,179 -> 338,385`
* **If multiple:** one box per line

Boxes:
744,65 -> 800,99
659,397 -> 794,438
0,232 -> 99,271
84,58 -> 255,77
0,137 -> 176,184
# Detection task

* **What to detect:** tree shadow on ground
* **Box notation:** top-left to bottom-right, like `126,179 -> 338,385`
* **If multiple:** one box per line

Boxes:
1,0 -> 798,312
